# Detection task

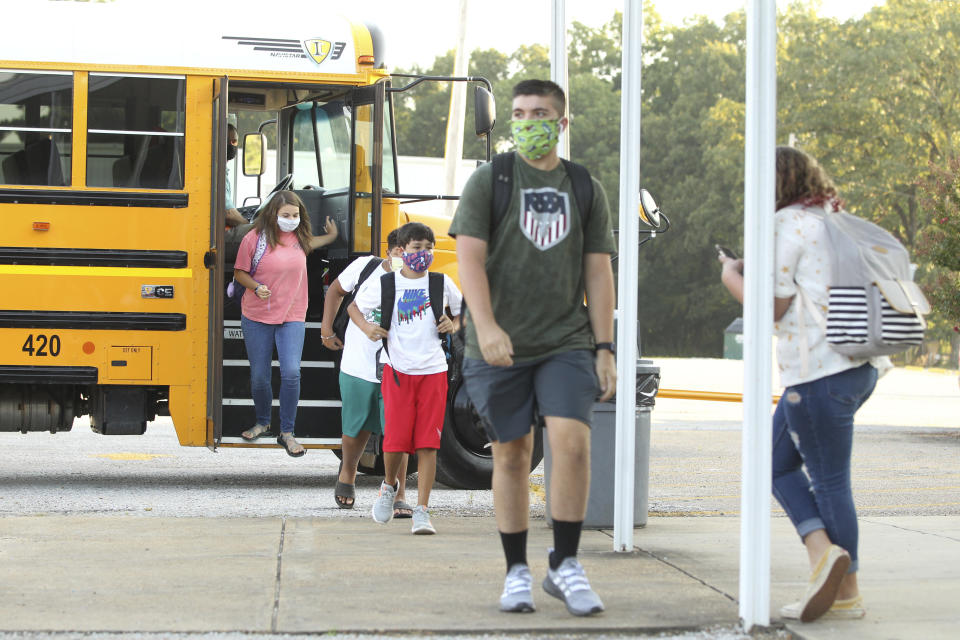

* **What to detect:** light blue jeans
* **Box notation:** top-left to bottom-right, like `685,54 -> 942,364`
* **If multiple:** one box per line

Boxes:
772,363 -> 878,573
241,316 -> 305,434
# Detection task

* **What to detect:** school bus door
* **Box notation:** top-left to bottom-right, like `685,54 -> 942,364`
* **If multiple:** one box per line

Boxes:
206,76 -> 228,448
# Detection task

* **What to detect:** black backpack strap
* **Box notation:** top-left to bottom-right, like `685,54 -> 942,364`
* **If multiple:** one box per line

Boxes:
428,272 -> 445,324
356,256 -> 382,291
490,151 -> 515,240
378,272 -> 399,384
332,256 -> 383,341
559,158 -> 594,228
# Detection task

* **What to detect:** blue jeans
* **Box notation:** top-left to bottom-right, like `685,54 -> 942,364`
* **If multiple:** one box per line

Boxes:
772,363 -> 877,573
241,316 -> 305,434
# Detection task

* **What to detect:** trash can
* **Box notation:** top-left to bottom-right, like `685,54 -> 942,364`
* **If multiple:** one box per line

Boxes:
544,359 -> 660,529
723,317 -> 744,359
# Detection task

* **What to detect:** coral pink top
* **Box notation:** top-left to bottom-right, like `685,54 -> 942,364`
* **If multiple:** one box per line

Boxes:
234,230 -> 308,324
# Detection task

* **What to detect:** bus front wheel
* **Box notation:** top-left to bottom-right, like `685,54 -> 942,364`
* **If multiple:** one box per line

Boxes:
434,383 -> 544,490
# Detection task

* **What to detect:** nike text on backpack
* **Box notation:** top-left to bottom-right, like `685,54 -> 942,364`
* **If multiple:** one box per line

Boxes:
796,206 -> 930,359
377,271 -> 446,384
331,256 -> 382,342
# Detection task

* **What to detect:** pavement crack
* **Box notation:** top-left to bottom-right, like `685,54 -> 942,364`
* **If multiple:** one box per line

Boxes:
271,515 -> 287,632
862,517 -> 960,542
605,531 -> 738,604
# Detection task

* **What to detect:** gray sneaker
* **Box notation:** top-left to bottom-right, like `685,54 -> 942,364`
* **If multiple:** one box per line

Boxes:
411,505 -> 436,535
542,554 -> 605,616
371,481 -> 396,524
500,563 -> 535,612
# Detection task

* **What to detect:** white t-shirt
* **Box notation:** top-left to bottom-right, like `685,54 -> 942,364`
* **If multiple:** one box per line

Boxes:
354,271 -> 463,376
337,256 -> 387,383
774,204 -> 867,387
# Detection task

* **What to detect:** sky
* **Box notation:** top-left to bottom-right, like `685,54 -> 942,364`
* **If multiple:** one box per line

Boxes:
355,0 -> 888,70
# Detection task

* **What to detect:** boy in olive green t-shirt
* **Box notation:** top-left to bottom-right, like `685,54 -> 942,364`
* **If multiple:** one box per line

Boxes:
449,79 -> 617,617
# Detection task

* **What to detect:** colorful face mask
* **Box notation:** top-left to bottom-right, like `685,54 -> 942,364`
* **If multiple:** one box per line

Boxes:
402,248 -> 433,273
277,216 -> 300,232
511,119 -> 561,160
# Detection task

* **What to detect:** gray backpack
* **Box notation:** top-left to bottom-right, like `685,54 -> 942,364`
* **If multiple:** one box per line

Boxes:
797,206 -> 930,359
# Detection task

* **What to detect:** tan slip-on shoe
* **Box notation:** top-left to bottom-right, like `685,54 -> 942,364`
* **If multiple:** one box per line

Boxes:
781,594 -> 865,620
798,545 -> 851,622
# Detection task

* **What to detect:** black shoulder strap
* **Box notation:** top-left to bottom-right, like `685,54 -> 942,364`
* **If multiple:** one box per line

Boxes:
378,271 -> 395,331
559,158 -> 594,227
355,256 -> 382,294
490,151 -> 515,240
428,272 -> 445,324
378,271 -> 399,384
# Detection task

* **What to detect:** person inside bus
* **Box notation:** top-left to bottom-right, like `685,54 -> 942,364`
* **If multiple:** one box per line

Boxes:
224,124 -> 254,246
234,190 -> 338,456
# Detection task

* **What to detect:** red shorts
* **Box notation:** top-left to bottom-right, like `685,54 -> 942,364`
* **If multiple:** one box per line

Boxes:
381,366 -> 448,454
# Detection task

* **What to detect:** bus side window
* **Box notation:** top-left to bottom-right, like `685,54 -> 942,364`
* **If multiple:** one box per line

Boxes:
86,74 -> 186,190
0,71 -> 72,186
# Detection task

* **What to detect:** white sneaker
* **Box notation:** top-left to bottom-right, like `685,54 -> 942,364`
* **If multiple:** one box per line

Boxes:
371,481 -> 397,524
500,563 -> 535,612
411,505 -> 436,535
542,553 -> 604,616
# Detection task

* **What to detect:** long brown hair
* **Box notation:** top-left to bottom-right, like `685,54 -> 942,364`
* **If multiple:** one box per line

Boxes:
253,190 -> 313,254
775,146 -> 843,211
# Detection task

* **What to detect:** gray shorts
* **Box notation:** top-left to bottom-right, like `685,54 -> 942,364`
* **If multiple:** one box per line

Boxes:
462,349 -> 599,444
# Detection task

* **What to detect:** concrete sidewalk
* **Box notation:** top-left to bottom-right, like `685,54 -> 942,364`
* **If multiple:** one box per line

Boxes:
1,513 -> 957,638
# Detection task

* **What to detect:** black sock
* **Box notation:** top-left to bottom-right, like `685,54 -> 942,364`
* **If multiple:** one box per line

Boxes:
550,519 -> 583,569
499,530 -> 528,571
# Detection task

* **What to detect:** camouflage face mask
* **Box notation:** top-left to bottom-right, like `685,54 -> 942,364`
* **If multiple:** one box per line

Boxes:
510,118 -> 561,160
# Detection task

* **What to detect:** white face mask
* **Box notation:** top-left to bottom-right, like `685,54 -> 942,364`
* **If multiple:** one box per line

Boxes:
277,216 -> 300,232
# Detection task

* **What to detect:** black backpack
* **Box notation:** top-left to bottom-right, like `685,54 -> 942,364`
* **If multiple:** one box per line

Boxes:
490,151 -> 595,240
331,257 -> 382,342
377,271 -> 446,384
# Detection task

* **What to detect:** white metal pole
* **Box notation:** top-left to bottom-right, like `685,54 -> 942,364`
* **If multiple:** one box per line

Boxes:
550,0 -> 570,159
740,0 -> 776,630
443,0 -> 470,216
613,0 -> 642,552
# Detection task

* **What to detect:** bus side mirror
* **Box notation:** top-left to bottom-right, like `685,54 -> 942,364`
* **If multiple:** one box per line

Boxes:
639,189 -> 662,228
474,86 -> 495,137
242,133 -> 267,177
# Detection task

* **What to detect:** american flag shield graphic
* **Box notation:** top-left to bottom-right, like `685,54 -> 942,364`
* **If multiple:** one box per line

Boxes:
519,187 -> 570,251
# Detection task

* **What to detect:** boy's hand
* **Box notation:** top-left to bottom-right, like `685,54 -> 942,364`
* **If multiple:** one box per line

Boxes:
477,322 -> 514,367
595,350 -> 617,402
436,315 -> 455,334
361,321 -> 388,342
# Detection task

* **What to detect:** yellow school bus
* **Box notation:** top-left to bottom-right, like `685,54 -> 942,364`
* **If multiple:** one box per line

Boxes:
0,3 -> 500,487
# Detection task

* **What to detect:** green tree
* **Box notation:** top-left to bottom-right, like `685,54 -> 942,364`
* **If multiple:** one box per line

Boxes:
779,0 -> 960,248
915,157 -> 960,366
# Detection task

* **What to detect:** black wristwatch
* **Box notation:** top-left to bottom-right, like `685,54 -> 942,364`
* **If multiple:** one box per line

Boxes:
594,342 -> 616,354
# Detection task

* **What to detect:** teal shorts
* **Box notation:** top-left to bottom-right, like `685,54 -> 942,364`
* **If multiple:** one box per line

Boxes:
338,371 -> 384,438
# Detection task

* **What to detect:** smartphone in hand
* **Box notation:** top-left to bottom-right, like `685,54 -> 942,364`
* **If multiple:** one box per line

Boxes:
715,244 -> 738,260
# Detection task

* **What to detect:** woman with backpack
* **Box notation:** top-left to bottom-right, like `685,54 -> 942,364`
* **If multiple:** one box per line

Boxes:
718,147 -> 884,623
234,190 -> 337,456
